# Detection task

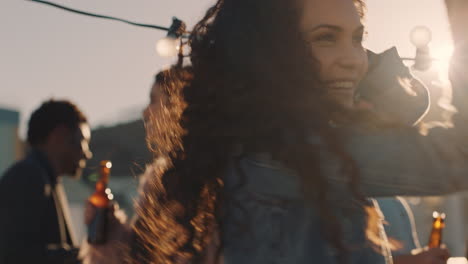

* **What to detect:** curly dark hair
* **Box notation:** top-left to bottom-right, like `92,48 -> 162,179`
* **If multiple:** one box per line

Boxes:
27,99 -> 87,146
144,66 -> 192,158
131,0 -> 375,263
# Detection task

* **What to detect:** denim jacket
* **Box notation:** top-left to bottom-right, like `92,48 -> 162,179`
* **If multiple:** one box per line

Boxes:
221,45 -> 468,264
223,156 -> 385,264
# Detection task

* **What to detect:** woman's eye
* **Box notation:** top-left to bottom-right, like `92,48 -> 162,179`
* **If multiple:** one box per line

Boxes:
314,34 -> 336,43
353,35 -> 363,44
354,31 -> 367,44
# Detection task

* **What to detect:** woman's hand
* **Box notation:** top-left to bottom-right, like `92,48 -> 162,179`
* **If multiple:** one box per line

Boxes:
394,247 -> 450,264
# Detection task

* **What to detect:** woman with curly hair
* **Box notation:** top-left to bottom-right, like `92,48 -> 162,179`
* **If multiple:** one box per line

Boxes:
128,0 -> 468,263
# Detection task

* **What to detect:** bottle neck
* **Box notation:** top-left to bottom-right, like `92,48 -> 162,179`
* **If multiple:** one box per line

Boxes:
95,170 -> 109,193
428,217 -> 445,248
432,217 -> 445,230
95,180 -> 107,193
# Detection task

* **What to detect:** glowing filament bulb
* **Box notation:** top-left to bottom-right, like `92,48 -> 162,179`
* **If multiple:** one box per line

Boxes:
156,37 -> 179,57
410,26 -> 432,48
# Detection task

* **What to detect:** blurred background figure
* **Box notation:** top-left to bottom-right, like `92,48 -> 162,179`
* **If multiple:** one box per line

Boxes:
0,99 -> 92,264
377,197 -> 451,264
79,66 -> 191,264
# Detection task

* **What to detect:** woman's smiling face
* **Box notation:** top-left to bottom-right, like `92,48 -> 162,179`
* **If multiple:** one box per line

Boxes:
300,0 -> 368,108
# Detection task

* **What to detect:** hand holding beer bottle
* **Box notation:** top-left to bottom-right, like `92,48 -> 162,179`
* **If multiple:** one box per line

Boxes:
86,160 -> 114,244
81,160 -> 132,264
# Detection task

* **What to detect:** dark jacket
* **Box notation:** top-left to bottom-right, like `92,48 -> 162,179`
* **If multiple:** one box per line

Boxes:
0,150 -> 79,264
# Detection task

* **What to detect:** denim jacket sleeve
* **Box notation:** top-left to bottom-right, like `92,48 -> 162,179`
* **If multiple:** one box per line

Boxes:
325,44 -> 468,197
222,156 -> 344,264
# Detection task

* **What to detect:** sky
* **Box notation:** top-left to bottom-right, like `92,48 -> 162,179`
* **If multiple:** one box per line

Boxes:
0,0 -> 452,138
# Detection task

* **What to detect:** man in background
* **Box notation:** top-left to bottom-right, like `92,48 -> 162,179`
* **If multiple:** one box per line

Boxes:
0,99 -> 92,264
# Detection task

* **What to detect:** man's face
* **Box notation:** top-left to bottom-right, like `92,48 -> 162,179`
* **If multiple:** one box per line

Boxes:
60,123 -> 92,179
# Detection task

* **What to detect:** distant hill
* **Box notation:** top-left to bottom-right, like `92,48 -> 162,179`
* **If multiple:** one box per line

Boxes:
83,119 -> 152,179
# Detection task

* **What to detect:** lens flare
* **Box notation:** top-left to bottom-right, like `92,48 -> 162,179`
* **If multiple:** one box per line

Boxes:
433,44 -> 454,81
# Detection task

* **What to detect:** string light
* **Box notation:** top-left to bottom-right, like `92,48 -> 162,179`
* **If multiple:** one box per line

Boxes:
400,26 -> 434,71
156,37 -> 180,57
156,17 -> 187,57
25,0 -> 189,58
410,26 -> 432,48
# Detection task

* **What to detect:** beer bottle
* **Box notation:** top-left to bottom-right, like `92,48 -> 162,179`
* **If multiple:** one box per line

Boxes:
428,211 -> 446,248
87,160 -> 114,244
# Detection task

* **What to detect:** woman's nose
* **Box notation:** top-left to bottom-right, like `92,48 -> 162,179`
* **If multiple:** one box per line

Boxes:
337,44 -> 365,70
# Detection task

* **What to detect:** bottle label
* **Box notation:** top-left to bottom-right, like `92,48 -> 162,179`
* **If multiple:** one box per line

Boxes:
87,207 -> 108,244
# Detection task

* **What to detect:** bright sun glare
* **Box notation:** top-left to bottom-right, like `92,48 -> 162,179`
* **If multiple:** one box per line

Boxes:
432,44 -> 453,66
432,44 -> 454,75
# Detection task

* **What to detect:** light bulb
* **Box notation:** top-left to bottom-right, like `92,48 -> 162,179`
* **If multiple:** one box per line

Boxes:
156,37 -> 179,57
410,26 -> 432,48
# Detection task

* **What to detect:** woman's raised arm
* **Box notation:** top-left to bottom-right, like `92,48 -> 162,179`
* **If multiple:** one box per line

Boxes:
327,1 -> 468,197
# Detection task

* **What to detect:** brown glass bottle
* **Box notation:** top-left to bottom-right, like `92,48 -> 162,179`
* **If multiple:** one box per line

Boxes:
428,211 -> 446,248
87,160 -> 113,244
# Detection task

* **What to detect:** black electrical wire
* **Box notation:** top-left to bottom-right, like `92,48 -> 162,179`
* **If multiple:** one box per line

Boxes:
26,0 -> 170,31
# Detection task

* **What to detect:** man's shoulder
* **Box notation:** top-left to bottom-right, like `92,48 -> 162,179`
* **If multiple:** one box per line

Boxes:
0,156 -> 46,187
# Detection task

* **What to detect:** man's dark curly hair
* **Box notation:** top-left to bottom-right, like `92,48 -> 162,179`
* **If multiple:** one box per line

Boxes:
27,99 -> 87,146
130,0 -> 380,264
